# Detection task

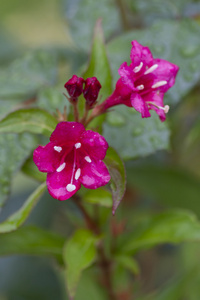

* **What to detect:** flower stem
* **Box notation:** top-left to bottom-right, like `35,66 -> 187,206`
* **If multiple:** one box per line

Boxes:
72,196 -> 118,300
115,0 -> 130,31
80,103 -> 90,125
73,101 -> 79,122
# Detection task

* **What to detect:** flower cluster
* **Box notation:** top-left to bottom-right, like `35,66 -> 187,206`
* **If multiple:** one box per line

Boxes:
34,40 -> 179,201
33,122 -> 110,200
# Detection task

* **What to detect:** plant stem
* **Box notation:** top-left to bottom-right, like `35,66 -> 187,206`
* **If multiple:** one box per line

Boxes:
80,103 -> 90,125
73,101 -> 79,122
115,0 -> 130,31
72,196 -> 118,300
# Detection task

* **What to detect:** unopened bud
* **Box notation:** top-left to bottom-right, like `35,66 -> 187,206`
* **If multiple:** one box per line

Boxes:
64,75 -> 84,100
83,77 -> 102,107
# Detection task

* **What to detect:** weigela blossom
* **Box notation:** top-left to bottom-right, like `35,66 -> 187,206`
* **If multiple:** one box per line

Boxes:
83,77 -> 102,107
99,40 -> 179,121
33,122 -> 110,200
64,75 -> 84,100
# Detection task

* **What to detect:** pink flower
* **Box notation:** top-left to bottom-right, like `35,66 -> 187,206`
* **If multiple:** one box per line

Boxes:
33,122 -> 110,200
98,40 -> 179,121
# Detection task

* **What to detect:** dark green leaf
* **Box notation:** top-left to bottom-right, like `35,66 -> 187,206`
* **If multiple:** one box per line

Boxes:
104,147 -> 126,214
0,50 -> 57,98
0,225 -> 65,261
104,107 -> 169,160
0,182 -> 46,233
0,133 -> 37,206
37,87 -> 70,114
127,164 -> 200,217
0,108 -> 57,136
127,0 -> 190,25
64,0 -> 121,52
107,19 -> 200,105
115,254 -> 140,275
119,210 -> 200,254
83,188 -> 112,207
63,229 -> 97,299
22,155 -> 47,182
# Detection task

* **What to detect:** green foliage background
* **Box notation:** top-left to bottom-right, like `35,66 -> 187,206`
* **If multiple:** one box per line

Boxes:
1,0 -> 200,299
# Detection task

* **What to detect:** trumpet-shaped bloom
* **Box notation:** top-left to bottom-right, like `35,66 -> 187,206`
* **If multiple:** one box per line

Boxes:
101,40 -> 179,121
33,122 -> 110,200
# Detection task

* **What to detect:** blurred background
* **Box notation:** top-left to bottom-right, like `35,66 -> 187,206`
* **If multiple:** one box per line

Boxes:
1,0 -> 200,299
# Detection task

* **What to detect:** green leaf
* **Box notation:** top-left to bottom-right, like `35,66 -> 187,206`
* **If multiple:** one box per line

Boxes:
64,0 -> 121,52
104,107 -> 170,160
107,19 -> 200,105
104,147 -> 126,214
83,19 -> 112,100
0,50 -> 57,98
0,182 -> 46,233
37,87 -> 70,115
0,225 -> 65,261
127,0 -> 190,24
0,108 -> 57,136
119,210 -> 200,254
115,254 -> 140,275
22,155 -> 47,182
0,133 -> 37,206
127,164 -> 200,217
63,229 -> 97,299
83,188 -> 112,207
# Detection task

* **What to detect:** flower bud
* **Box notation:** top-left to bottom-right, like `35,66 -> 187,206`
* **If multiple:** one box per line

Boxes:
64,75 -> 84,100
83,77 -> 102,107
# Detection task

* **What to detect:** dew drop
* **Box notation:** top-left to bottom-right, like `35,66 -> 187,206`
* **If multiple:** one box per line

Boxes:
132,127 -> 143,137
106,112 -> 126,127
180,45 -> 199,57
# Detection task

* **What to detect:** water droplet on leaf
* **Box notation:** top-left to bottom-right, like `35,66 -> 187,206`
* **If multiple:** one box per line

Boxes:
132,127 -> 143,136
106,112 -> 126,127
180,45 -> 199,57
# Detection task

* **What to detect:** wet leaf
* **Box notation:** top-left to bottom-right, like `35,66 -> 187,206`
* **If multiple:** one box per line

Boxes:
104,147 -> 126,214
0,108 -> 57,136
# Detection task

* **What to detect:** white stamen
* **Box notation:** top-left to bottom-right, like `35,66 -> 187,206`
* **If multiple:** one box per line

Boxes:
54,146 -> 62,152
136,84 -> 144,90
56,162 -> 66,172
133,62 -> 143,73
66,184 -> 76,192
163,105 -> 170,113
75,168 -> 81,180
85,156 -> 92,163
146,102 -> 170,114
144,64 -> 158,75
75,142 -> 81,149
152,81 -> 167,89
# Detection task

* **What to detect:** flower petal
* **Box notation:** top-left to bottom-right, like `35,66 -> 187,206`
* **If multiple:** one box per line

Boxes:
50,122 -> 85,145
80,130 -> 109,160
145,92 -> 166,122
33,142 -> 62,172
80,159 -> 110,189
46,154 -> 81,200
130,40 -> 153,66
130,92 -> 151,118
118,62 -> 136,90
151,59 -> 179,92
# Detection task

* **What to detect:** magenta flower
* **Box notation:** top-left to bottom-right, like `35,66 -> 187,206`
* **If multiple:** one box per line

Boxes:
98,40 -> 179,121
33,122 -> 110,200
